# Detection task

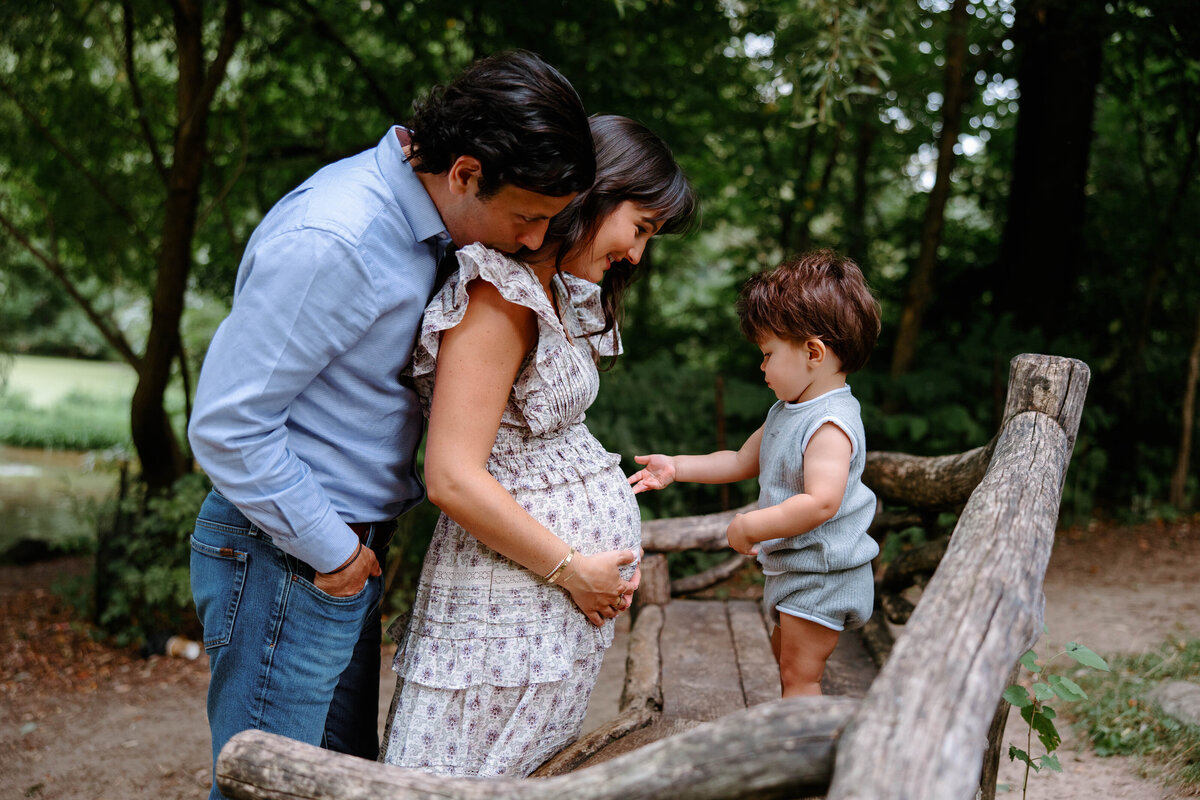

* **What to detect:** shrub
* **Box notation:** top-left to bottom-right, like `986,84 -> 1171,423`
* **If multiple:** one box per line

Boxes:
91,471 -> 211,648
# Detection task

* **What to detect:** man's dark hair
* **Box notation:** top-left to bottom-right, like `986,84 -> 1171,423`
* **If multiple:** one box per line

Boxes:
737,250 -> 881,374
406,50 -> 595,198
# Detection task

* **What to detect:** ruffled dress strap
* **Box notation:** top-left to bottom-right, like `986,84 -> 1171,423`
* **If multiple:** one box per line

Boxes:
406,243 -> 558,411
556,272 -> 622,360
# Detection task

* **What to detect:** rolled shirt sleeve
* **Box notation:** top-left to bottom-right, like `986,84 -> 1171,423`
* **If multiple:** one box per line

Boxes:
189,128 -> 443,573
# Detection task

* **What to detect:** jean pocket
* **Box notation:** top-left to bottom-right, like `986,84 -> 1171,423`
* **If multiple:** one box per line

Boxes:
291,571 -> 378,609
190,531 -> 249,650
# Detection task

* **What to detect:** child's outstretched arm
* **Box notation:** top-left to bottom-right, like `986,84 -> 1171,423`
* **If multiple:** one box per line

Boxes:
726,422 -> 852,554
629,427 -> 764,494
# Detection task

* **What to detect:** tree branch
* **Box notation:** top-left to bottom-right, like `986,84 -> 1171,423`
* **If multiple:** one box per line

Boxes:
0,207 -> 140,368
288,0 -> 403,119
0,79 -> 150,246
122,0 -> 169,183
189,0 -> 244,126
197,109 -> 250,233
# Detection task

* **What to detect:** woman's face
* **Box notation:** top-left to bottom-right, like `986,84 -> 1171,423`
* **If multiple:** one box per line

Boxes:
562,201 -> 661,283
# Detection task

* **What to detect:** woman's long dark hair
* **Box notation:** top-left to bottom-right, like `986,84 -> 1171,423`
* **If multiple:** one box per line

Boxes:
531,115 -> 698,364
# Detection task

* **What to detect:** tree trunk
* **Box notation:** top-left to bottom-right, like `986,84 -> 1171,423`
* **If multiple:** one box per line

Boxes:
994,0 -> 1103,335
130,0 -> 243,492
1171,306 -> 1200,508
846,99 -> 877,269
889,0 -> 971,381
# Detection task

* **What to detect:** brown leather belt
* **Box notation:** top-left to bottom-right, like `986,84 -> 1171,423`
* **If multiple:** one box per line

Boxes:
347,520 -> 397,543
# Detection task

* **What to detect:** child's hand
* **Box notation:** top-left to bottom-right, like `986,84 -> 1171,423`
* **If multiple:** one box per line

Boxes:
726,512 -> 760,556
627,454 -> 677,494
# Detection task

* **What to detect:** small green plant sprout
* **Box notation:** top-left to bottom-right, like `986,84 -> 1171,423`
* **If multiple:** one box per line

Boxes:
1003,640 -> 1110,797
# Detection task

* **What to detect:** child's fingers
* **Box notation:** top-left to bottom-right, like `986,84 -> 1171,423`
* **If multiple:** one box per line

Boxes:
628,471 -> 656,493
634,454 -> 649,465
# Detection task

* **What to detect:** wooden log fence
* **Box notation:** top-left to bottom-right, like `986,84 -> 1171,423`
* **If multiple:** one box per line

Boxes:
216,353 -> 1089,800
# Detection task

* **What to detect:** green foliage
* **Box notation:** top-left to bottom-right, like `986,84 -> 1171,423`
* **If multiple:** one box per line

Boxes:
1072,637 -> 1200,789
591,351 -> 769,520
0,389 -> 130,450
0,0 -> 1197,632
90,472 -> 212,647
878,524 -> 927,564
380,498 -> 441,624
1006,639 -> 1111,796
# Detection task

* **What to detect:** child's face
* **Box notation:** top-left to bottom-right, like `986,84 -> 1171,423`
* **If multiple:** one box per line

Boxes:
757,336 -> 813,403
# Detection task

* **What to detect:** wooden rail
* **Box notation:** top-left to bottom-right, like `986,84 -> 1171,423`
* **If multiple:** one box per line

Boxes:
216,353 -> 1089,800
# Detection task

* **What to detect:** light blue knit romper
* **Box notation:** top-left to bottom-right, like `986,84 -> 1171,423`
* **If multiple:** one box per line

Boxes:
756,386 -> 878,631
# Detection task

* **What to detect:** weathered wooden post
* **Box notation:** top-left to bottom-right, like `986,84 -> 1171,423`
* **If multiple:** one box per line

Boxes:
826,354 -> 1089,800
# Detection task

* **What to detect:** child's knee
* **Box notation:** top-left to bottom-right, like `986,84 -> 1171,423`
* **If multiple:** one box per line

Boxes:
779,661 -> 825,697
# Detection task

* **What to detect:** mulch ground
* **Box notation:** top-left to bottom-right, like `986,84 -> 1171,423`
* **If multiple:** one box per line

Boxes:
0,557 -> 209,730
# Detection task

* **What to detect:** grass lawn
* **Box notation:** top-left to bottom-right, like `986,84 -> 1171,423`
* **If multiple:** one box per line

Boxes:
3,353 -> 137,407
0,355 -> 148,556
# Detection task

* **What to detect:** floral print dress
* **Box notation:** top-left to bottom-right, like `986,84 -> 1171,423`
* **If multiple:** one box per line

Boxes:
382,243 -> 641,777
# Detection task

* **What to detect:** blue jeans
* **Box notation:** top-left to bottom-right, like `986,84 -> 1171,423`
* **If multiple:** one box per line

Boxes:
190,490 -> 389,800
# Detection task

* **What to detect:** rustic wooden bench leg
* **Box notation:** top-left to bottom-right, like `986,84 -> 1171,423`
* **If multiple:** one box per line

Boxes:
979,663 -> 1021,800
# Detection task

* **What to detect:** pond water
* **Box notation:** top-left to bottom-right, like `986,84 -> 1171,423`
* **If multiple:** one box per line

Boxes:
0,445 -> 120,556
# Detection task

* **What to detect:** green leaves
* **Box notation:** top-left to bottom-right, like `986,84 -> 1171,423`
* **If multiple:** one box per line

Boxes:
1048,674 -> 1088,702
1021,704 -> 1062,752
1032,682 -> 1056,702
1066,642 -> 1110,672
1006,636 -> 1110,795
1007,745 -> 1032,768
1039,753 -> 1062,773
1002,685 -> 1031,708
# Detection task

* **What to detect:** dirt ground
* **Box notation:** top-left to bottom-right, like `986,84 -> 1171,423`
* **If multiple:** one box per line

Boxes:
1,518 -> 1198,800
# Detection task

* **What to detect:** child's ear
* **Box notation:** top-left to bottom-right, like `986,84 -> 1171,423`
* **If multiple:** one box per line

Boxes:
806,338 -> 826,363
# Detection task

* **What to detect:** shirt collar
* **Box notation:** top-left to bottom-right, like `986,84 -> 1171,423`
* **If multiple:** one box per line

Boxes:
376,126 -> 450,245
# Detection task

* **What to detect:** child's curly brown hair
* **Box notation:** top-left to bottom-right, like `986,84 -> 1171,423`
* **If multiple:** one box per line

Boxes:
736,249 -> 881,374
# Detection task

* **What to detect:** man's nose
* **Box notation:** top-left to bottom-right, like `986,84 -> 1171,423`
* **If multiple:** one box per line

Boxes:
517,221 -> 549,251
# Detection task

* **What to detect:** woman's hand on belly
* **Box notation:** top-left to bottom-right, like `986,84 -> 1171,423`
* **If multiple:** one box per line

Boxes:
561,547 -> 642,627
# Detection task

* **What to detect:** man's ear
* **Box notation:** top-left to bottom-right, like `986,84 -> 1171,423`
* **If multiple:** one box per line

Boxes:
806,337 -> 827,363
446,155 -> 482,196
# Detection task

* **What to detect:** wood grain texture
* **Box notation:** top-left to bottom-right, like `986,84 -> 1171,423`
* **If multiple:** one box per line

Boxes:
218,698 -> 859,800
827,354 -> 1089,800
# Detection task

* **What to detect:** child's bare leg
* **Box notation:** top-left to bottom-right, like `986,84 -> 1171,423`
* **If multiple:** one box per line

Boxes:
775,614 -> 840,697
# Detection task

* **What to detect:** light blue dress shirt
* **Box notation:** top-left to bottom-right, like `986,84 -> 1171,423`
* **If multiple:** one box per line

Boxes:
189,127 -> 448,573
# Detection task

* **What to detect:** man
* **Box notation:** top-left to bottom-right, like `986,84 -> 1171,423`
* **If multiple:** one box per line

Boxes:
187,51 -> 594,798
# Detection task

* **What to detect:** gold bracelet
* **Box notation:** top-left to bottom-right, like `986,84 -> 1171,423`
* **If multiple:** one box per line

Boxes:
544,547 -> 575,585
544,548 -> 571,580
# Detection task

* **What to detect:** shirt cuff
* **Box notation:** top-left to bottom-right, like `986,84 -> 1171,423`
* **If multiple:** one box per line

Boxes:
277,505 -> 361,573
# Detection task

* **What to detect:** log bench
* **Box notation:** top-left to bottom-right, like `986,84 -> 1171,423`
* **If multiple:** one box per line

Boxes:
217,353 -> 1089,800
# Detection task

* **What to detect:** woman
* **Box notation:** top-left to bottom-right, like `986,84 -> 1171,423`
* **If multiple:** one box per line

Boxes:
383,115 -> 698,777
